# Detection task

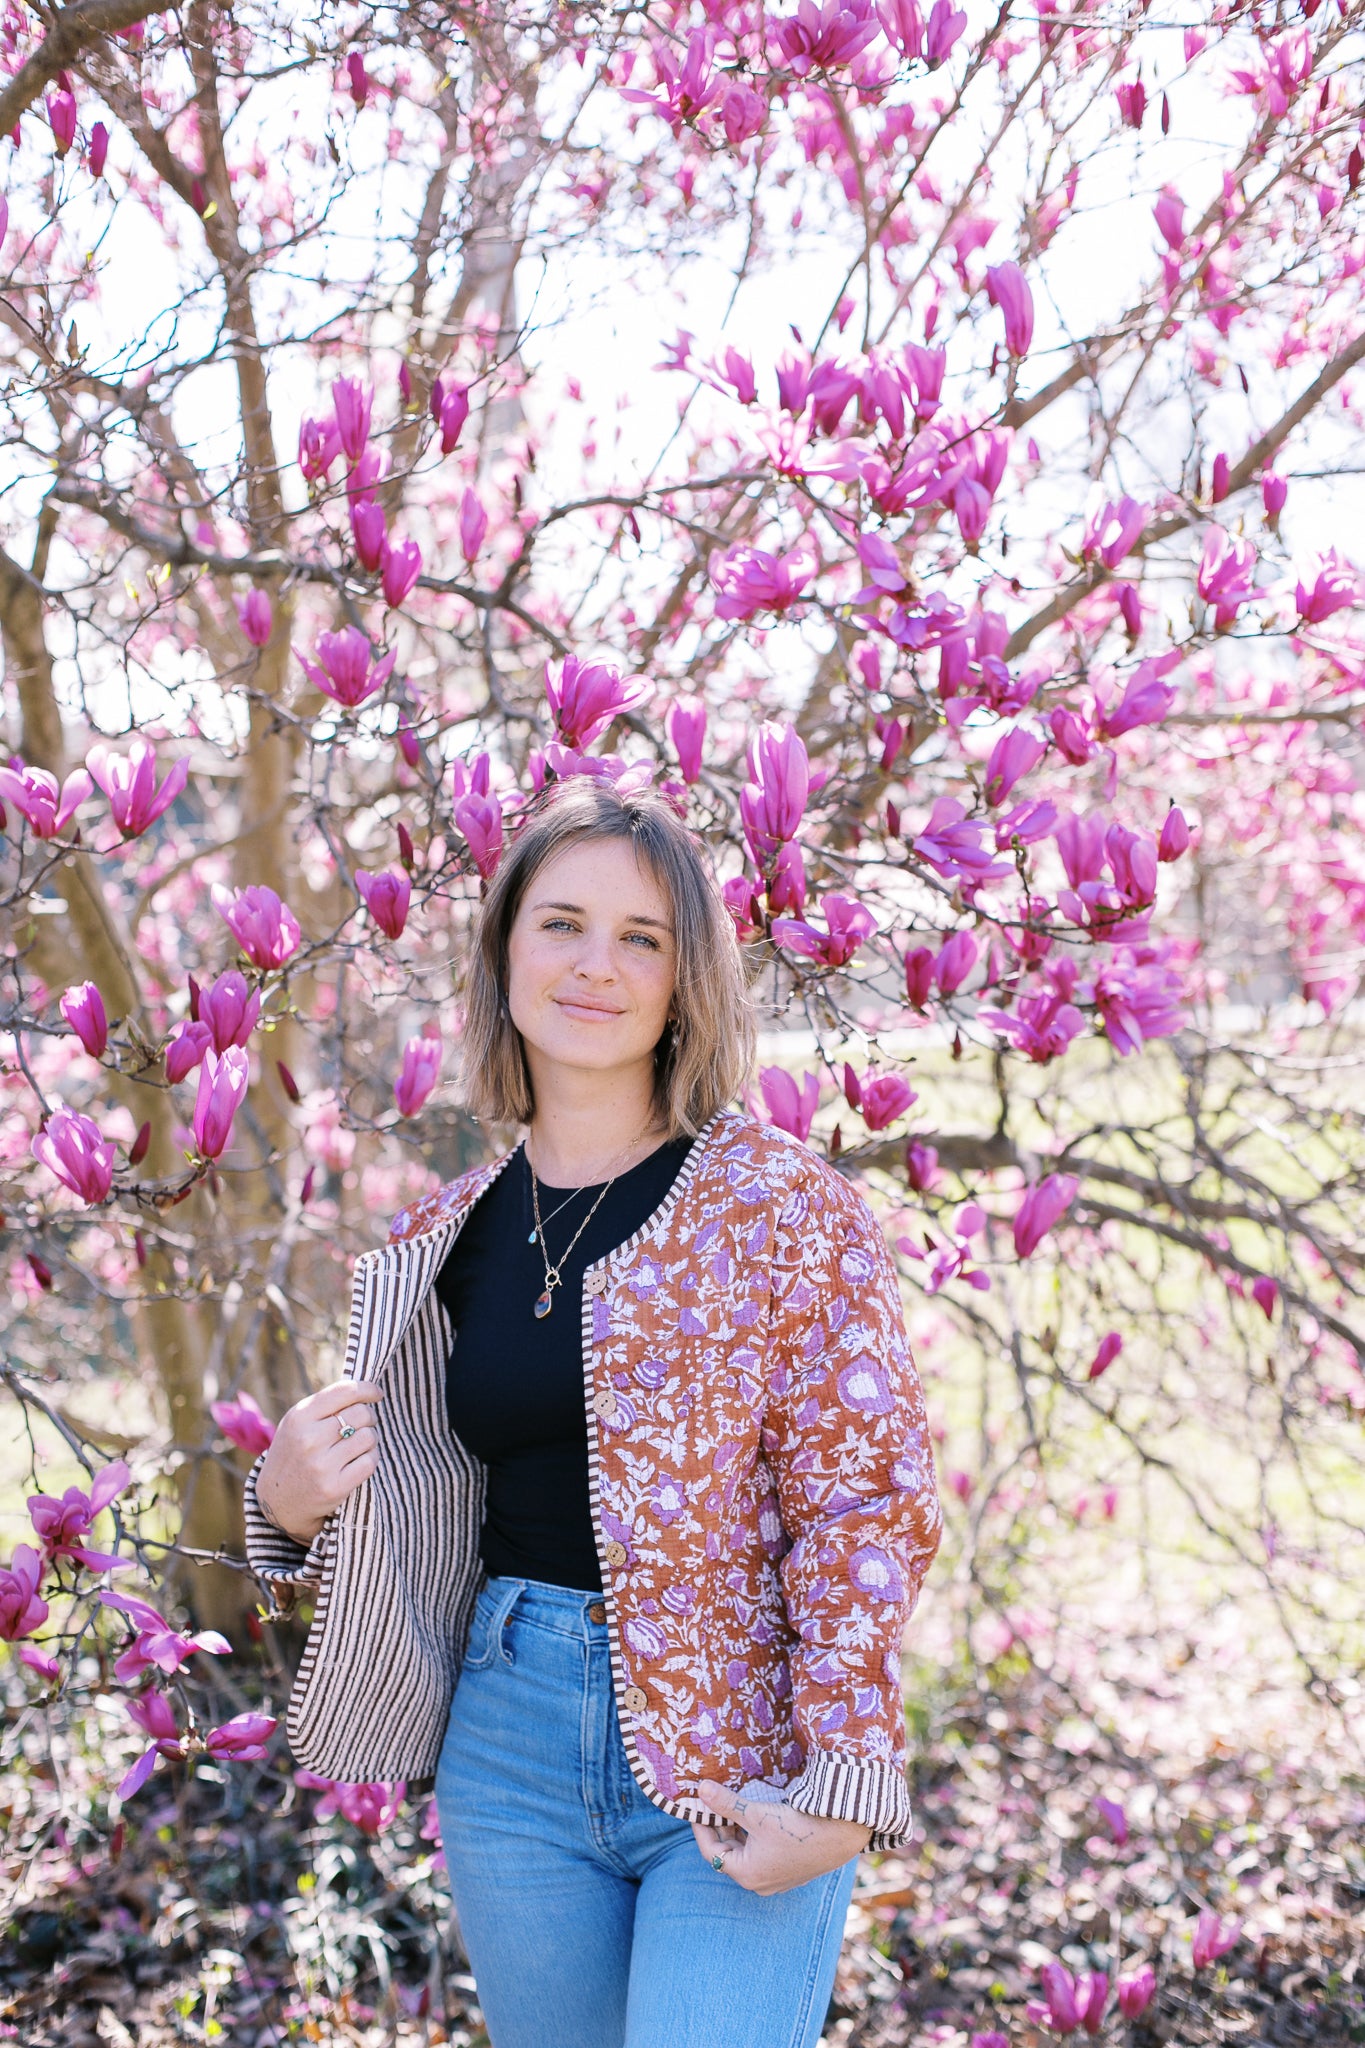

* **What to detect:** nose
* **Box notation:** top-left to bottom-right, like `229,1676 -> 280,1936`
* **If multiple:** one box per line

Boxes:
571,927 -> 618,983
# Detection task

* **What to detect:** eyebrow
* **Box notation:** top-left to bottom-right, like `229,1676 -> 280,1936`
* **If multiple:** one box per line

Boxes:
532,898 -> 673,931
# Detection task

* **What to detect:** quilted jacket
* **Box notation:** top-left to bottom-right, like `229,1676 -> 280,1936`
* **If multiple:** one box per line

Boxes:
243,1106 -> 943,1848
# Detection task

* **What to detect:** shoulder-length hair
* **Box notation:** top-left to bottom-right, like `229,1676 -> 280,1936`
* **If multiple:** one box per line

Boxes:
460,779 -> 755,1138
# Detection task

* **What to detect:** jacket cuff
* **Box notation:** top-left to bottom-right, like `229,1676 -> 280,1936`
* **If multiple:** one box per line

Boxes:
243,1452 -> 331,1610
785,1749 -> 915,1852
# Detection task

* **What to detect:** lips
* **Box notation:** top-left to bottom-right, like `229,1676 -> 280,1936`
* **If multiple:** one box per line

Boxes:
554,997 -> 624,1017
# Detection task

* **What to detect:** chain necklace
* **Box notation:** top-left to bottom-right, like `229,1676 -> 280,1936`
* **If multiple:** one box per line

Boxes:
529,1161 -> 622,1319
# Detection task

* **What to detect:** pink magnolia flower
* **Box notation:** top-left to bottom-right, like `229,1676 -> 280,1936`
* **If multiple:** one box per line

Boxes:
1097,654 -> 1179,739
85,738 -> 188,839
904,946 -> 935,1008
905,1141 -> 939,1192
296,1771 -> 406,1835
0,759 -> 92,838
193,1047 -> 250,1160
48,89 -> 78,156
770,0 -> 880,78
934,928 -> 977,994
1013,1173 -> 1079,1258
214,883 -> 302,968
740,722 -> 810,859
1262,470 -> 1288,521
1191,1910 -> 1240,1970
721,80 -> 766,145
32,1108 -> 115,1206
300,625 -> 396,710
971,2036 -> 1009,2048
858,1074 -> 916,1131
1081,496 -> 1148,569
1294,549 -> 1361,624
395,1034 -> 441,1117
875,0 -> 923,58
351,496 -> 386,571
88,119 -> 110,177
118,1690 -> 184,1798
99,1591 -> 231,1684
913,797 -> 1012,883
923,0 -> 965,64
210,1393 -> 275,1457
1115,76 -> 1145,126
1197,528 -> 1258,630
759,1067 -> 820,1142
1251,1275 -> 1278,1320
200,969 -> 261,1053
1159,806 -> 1191,861
236,588 -> 273,646
60,981 -> 108,1057
771,893 -> 876,968
381,536 -> 422,608
0,1546 -> 51,1640
723,875 -> 763,941
1088,1333 -> 1123,1380
206,1710 -> 277,1761
1090,947 -> 1184,1055
983,726 -> 1045,806
902,1202 -> 989,1295
331,376 -> 373,461
454,791 -> 504,877
1116,1965 -> 1156,2018
299,413 -> 343,482
979,988 -> 1085,1064
666,696 -> 707,783
621,27 -> 722,133
544,654 -> 649,750
1153,186 -> 1184,251
346,50 -> 370,107
356,867 -> 411,939
1094,1793 -> 1128,1842
767,840 -> 807,916
28,1459 -> 130,1571
166,1018 -> 213,1082
433,378 -> 470,453
985,262 -> 1033,355
459,487 -> 489,563
710,537 -> 817,620
1048,706 -> 1096,765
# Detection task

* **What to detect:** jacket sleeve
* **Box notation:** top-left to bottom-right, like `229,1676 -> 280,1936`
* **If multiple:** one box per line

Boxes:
242,1451 -> 332,1612
764,1170 -> 943,1851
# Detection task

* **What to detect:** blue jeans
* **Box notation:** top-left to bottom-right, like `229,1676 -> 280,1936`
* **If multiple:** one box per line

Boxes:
434,1576 -> 859,2048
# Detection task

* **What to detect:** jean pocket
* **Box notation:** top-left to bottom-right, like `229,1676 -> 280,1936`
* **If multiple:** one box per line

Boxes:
461,1588 -> 500,1670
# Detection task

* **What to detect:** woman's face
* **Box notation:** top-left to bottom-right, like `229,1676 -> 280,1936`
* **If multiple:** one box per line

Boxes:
505,837 -> 678,1097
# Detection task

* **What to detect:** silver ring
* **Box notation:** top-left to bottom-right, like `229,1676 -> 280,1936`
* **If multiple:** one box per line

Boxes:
337,1419 -> 356,1441
710,1851 -> 727,1871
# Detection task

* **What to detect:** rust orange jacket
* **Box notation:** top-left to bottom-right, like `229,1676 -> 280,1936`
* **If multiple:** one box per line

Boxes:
244,1108 -> 943,1846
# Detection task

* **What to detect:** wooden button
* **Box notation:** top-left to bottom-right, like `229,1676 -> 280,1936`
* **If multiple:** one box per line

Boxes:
592,1389 -> 618,1419
585,1270 -> 608,1295
604,1540 -> 628,1568
587,1601 -> 607,1623
623,1685 -> 648,1714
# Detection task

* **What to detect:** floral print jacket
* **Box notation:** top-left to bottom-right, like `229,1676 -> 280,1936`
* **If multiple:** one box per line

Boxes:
243,1106 -> 942,1848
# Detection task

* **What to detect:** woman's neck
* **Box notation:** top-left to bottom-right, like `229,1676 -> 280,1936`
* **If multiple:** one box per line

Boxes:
524,1074 -> 665,1187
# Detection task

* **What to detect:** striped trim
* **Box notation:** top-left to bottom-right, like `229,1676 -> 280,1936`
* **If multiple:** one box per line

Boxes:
784,1749 -> 915,1851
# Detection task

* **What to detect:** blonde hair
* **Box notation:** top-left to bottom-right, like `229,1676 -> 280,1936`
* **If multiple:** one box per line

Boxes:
460,780 -> 755,1137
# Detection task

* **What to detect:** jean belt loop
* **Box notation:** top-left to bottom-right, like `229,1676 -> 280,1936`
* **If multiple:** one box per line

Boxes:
489,1576 -> 526,1664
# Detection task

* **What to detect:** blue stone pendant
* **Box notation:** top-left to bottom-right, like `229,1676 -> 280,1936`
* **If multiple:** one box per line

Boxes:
534,1290 -> 553,1319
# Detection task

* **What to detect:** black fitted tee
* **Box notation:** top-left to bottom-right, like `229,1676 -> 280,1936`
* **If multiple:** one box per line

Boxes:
436,1138 -> 694,1593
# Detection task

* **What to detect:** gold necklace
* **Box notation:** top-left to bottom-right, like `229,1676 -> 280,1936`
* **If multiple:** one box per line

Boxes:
529,1161 -> 622,1319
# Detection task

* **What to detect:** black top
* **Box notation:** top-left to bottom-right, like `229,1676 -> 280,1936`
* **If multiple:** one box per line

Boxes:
436,1137 -> 694,1593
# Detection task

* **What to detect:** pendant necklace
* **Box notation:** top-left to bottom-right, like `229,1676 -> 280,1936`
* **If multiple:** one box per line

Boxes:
528,1138 -> 646,1319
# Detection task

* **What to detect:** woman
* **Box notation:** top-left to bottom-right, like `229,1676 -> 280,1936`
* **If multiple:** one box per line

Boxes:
245,779 -> 942,2048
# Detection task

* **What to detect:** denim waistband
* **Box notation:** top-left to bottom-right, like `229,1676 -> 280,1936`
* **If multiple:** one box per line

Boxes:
479,1574 -> 609,1643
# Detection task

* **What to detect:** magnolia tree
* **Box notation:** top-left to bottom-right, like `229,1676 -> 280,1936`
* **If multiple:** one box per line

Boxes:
2,0 -> 1364,1838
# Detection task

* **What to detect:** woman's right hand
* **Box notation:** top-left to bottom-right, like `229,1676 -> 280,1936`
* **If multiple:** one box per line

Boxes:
254,1380 -> 384,1546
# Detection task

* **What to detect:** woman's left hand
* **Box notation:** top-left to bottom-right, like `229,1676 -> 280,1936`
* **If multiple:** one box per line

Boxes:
692,1778 -> 870,1895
